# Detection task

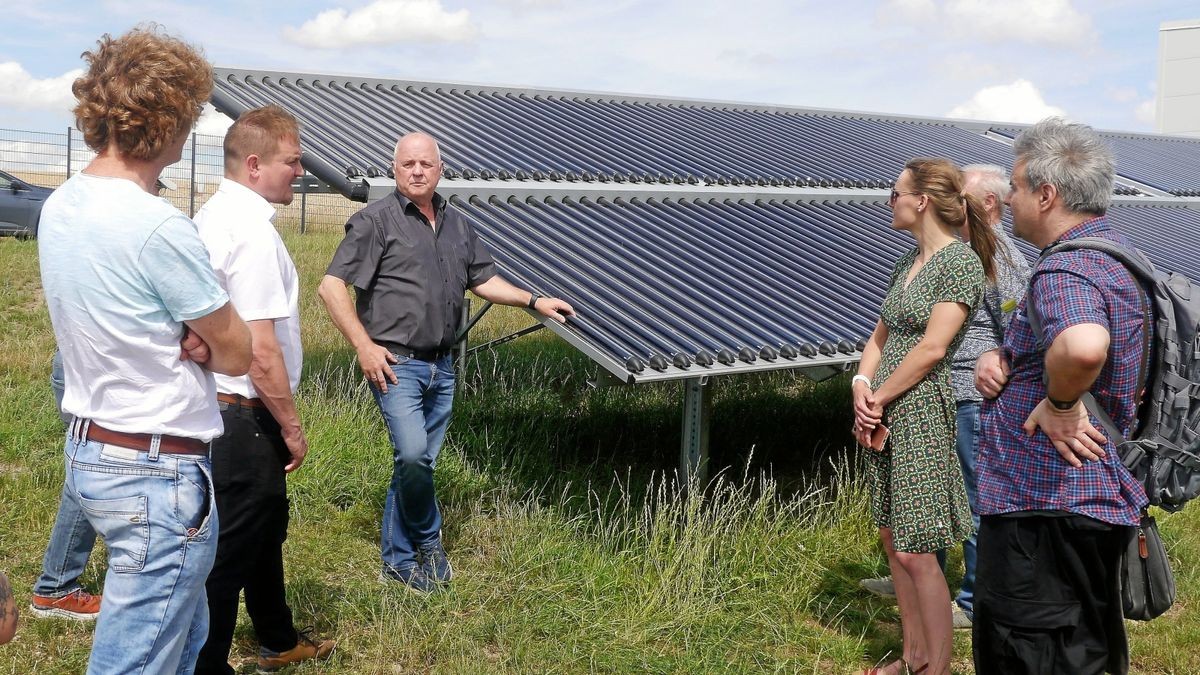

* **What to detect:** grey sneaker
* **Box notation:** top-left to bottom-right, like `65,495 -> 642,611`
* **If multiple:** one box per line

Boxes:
418,539 -> 453,585
952,602 -> 973,630
379,565 -> 438,594
859,575 -> 897,600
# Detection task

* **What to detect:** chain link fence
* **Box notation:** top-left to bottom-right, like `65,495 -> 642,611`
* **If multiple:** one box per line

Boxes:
0,127 -> 360,233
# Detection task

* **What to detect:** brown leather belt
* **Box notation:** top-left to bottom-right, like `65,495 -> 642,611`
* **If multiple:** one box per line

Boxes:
217,393 -> 266,409
85,422 -> 209,456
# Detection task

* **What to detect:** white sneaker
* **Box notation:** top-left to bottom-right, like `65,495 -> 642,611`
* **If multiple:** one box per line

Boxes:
858,575 -> 897,599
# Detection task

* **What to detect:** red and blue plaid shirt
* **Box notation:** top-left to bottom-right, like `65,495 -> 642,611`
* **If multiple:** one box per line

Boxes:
976,216 -> 1149,526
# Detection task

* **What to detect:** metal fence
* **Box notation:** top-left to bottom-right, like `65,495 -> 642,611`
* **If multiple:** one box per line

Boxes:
0,127 -> 360,232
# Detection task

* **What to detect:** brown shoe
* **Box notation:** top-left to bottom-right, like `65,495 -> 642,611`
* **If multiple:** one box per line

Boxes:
256,628 -> 335,672
30,589 -> 102,621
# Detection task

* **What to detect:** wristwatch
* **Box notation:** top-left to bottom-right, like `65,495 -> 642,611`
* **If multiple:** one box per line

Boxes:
527,293 -> 542,309
1048,396 -> 1079,410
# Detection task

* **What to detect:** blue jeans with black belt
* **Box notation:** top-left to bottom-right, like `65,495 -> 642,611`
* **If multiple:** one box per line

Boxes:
371,353 -> 455,572
33,350 -> 99,599
64,426 -> 218,674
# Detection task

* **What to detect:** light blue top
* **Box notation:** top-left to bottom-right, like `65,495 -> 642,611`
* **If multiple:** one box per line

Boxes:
39,172 -> 229,440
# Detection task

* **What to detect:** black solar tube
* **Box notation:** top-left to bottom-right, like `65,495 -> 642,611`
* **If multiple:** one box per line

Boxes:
607,101 -> 769,182
292,80 -> 400,173
657,104 -> 796,180
331,82 -> 473,173
715,108 -> 859,182
636,198 -> 844,344
555,195 -> 769,350
426,89 -> 564,173
483,93 -> 640,177
567,98 -> 745,181
459,91 -> 600,175
1105,136 -> 1200,194
465,196 -> 688,358
591,197 -> 791,347
455,198 -> 643,360
375,86 -> 508,172
474,196 -> 705,355
538,196 -> 751,351
607,196 -> 816,343
253,77 -> 376,176
1109,205 -> 1200,279
708,199 -> 890,338
535,96 -> 710,179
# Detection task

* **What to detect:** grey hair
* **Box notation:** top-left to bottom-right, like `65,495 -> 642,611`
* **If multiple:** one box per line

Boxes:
1012,117 -> 1114,215
961,163 -> 1010,218
393,131 -> 441,162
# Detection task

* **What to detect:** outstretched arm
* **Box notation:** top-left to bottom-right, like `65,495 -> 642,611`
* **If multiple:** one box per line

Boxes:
470,275 -> 575,324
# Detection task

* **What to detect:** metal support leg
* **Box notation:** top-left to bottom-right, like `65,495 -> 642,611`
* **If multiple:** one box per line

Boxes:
455,298 -> 471,382
680,377 -> 711,487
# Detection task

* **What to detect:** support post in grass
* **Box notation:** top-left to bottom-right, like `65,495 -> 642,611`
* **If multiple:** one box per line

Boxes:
456,298 -> 471,381
680,377 -> 711,488
300,171 -> 308,234
188,132 -> 197,217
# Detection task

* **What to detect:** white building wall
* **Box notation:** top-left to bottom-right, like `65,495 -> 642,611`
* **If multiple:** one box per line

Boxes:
1157,19 -> 1200,137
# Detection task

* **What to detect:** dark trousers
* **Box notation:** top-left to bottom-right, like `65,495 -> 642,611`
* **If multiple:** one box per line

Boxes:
195,403 -> 298,675
973,513 -> 1131,675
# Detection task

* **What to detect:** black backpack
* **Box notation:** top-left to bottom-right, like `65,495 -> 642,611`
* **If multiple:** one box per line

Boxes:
1028,237 -> 1200,512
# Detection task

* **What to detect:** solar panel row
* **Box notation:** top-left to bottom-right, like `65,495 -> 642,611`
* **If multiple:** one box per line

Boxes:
209,68 -> 1200,383
990,126 -> 1200,196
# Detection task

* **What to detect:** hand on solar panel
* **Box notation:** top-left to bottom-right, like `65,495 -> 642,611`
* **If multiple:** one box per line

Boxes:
974,348 -> 1010,398
533,296 -> 576,324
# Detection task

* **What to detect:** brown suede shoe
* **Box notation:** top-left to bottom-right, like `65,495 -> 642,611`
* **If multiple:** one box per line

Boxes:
256,628 -> 335,673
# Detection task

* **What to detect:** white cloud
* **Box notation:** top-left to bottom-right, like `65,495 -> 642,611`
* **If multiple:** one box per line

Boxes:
947,79 -> 1065,123
194,104 -> 233,138
283,0 -> 477,49
1106,86 -> 1138,104
882,0 -> 1096,49
1135,99 -> 1156,126
0,62 -> 81,112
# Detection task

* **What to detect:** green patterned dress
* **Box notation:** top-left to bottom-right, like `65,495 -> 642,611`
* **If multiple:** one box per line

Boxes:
866,240 -> 984,553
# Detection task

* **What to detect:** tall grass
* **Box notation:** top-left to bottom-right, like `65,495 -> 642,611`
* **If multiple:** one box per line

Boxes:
2,232 -> 1199,673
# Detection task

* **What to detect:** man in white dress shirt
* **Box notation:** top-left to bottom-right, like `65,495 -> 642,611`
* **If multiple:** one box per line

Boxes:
194,105 -> 334,674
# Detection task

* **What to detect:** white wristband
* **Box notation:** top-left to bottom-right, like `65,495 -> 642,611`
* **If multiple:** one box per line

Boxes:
851,374 -> 872,388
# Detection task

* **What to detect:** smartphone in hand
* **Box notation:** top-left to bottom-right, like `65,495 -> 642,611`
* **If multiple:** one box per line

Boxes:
868,424 -> 890,452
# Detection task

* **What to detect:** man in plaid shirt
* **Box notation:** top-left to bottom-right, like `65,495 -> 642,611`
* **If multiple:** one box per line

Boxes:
972,118 -> 1149,675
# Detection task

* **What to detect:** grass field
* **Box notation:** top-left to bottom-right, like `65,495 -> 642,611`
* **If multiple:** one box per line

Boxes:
1,231 -> 1198,674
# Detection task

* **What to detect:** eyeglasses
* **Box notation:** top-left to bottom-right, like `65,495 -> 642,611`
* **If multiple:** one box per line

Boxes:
889,189 -> 922,206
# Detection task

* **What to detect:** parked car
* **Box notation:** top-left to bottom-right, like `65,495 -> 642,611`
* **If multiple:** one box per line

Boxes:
0,169 -> 53,239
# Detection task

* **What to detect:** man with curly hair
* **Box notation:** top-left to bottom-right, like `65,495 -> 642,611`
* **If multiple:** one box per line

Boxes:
37,26 -> 251,673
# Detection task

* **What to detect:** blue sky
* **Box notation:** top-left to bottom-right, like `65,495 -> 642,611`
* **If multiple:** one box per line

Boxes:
0,0 -> 1195,136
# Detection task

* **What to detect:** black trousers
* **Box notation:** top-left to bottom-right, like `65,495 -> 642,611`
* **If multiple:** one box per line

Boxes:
195,403 -> 298,675
973,513 -> 1131,675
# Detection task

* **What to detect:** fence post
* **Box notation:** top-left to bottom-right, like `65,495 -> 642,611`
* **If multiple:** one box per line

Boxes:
188,132 -> 197,216
66,127 -> 72,177
300,172 -> 308,234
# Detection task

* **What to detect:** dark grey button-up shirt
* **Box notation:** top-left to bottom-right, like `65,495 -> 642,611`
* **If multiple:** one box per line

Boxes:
326,190 -> 498,351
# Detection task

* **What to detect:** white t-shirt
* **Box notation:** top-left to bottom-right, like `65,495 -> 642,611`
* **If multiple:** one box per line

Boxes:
195,178 -> 302,397
38,173 -> 229,441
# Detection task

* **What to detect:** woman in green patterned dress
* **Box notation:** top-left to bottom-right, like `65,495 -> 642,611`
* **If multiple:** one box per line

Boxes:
852,158 -> 998,675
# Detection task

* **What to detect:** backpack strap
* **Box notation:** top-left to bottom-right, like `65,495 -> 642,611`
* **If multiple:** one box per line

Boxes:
1027,236 -> 1155,444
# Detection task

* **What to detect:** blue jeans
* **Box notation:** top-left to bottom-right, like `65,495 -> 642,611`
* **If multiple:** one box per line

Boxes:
34,350 -> 99,598
372,354 -> 455,572
65,428 -> 218,674
953,401 -> 982,619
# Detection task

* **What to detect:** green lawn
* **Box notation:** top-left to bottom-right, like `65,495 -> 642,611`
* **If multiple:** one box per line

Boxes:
1,229 -> 1197,673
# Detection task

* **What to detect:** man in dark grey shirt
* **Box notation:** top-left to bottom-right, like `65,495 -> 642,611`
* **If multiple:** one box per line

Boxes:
319,132 -> 574,592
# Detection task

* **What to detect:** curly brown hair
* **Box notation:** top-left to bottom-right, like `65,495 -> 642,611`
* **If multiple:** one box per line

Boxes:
72,26 -> 213,160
